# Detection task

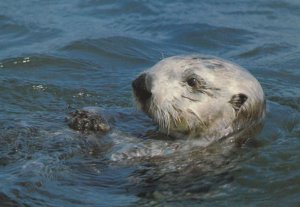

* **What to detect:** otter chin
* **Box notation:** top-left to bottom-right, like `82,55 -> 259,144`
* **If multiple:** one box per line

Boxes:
132,55 -> 265,145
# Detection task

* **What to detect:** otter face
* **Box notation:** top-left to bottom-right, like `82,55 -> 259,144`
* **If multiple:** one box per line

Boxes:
132,55 -> 265,142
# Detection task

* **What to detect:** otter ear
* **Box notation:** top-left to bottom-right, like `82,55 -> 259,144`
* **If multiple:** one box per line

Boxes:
229,93 -> 248,113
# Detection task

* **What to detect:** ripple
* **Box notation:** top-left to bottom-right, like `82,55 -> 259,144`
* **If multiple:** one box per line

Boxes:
237,43 -> 291,59
0,53 -> 135,112
79,0 -> 157,17
225,9 -> 274,16
60,36 -> 160,67
0,16 -> 61,58
0,55 -> 97,71
269,96 -> 300,112
0,193 -> 23,207
169,23 -> 254,52
262,1 -> 300,16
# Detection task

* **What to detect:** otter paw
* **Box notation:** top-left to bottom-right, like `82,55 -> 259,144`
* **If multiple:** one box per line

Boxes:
66,109 -> 110,133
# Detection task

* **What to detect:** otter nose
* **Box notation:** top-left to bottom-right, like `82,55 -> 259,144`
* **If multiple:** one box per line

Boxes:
132,73 -> 152,103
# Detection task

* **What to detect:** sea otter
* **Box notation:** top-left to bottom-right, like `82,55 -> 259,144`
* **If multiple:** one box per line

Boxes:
132,55 -> 265,146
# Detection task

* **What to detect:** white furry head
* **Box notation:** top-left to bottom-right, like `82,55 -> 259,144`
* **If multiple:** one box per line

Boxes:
132,55 -> 265,144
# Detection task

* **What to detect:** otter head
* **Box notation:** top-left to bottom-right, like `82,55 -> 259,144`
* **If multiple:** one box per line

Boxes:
132,55 -> 265,144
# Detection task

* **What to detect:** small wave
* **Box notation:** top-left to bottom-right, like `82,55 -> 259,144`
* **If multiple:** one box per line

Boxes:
60,36 -> 159,66
0,16 -> 61,58
0,192 -> 23,207
0,55 -> 96,70
79,0 -> 157,16
269,96 -> 300,112
168,23 -> 254,52
237,43 -> 291,59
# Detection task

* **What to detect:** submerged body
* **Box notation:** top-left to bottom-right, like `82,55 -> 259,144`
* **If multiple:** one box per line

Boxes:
132,55 -> 265,146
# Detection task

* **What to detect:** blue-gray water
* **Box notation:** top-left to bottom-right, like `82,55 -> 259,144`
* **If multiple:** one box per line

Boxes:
1,1 -> 299,206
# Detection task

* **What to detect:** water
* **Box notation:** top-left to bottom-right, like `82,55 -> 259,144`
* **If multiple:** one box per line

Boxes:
0,0 -> 299,206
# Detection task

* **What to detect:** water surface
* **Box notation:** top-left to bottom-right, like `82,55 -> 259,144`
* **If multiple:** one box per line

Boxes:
0,0 -> 299,206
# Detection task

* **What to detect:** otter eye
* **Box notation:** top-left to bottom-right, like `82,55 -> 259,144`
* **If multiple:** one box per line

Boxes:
187,78 -> 198,87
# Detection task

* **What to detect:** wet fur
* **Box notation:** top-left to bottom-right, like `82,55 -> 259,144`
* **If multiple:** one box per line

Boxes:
133,55 -> 265,145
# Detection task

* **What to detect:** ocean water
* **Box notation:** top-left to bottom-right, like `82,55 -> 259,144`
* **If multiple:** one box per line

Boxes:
0,0 -> 299,206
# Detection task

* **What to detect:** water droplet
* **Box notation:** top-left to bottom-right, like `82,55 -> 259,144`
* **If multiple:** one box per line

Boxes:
22,57 -> 31,63
33,85 -> 46,91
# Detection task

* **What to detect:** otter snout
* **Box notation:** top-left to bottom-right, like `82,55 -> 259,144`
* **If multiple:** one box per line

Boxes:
132,73 -> 152,104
